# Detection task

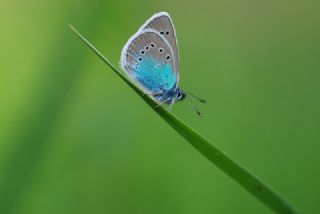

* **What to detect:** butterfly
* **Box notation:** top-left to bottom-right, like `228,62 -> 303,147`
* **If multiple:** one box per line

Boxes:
120,12 -> 205,116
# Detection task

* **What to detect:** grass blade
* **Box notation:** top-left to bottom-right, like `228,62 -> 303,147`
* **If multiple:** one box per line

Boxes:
69,25 -> 300,214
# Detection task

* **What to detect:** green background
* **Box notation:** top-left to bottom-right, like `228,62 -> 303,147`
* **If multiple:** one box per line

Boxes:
0,0 -> 319,213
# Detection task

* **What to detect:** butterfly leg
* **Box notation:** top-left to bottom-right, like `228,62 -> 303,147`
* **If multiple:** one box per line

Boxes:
154,96 -> 171,108
154,100 -> 167,108
167,99 -> 175,112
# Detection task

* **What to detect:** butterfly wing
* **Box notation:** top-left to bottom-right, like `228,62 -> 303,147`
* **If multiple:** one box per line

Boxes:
121,29 -> 177,95
139,12 -> 180,83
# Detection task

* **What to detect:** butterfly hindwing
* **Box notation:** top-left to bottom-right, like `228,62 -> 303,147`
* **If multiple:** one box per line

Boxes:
121,30 -> 177,94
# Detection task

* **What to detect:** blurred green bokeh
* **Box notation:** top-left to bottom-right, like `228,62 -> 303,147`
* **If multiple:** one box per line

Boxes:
0,0 -> 319,213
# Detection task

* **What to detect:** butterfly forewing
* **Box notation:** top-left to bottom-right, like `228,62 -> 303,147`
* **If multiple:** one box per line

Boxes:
140,12 -> 180,83
121,30 -> 177,94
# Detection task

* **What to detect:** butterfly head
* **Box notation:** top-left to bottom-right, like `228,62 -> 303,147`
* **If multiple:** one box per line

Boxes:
176,88 -> 186,101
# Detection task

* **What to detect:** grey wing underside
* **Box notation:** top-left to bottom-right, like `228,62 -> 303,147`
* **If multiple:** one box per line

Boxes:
120,29 -> 175,92
139,12 -> 180,83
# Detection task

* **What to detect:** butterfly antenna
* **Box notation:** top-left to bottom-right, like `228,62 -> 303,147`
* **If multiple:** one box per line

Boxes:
187,91 -> 206,104
189,99 -> 203,117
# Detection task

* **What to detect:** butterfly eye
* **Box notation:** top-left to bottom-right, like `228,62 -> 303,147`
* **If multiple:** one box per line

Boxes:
177,91 -> 185,100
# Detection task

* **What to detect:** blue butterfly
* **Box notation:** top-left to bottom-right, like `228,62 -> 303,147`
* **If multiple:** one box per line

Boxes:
121,12 -> 205,115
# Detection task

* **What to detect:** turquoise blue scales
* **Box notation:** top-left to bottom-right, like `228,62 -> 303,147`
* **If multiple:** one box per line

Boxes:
134,57 -> 176,92
121,12 -> 186,111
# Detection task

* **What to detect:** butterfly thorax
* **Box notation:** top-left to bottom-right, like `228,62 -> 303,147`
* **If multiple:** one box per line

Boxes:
154,87 -> 186,104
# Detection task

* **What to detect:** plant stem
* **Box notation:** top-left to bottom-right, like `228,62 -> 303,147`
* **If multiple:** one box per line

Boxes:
69,25 -> 301,214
